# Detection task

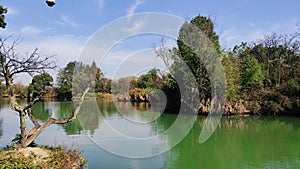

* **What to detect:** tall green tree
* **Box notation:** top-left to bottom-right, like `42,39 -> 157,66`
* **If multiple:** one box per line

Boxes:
176,15 -> 221,101
57,61 -> 110,100
0,5 -> 7,28
92,61 -> 111,93
240,57 -> 264,91
190,15 -> 221,54
56,61 -> 77,100
28,73 -> 53,100
154,15 -> 223,114
222,55 -> 241,103
57,61 -> 92,100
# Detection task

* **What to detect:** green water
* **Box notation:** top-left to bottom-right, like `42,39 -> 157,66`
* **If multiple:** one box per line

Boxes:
0,100 -> 300,169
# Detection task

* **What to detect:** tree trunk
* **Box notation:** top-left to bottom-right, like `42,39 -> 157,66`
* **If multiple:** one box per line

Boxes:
19,111 -> 27,147
14,87 -> 90,148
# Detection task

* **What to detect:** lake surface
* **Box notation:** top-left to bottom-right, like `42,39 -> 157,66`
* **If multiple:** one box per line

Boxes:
0,99 -> 300,169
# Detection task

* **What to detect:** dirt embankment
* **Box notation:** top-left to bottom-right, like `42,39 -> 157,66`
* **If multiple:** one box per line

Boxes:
0,146 -> 86,169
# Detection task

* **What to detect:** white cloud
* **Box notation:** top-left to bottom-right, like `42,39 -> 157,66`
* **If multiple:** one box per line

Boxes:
220,28 -> 268,49
96,0 -> 104,9
219,29 -> 241,48
77,43 -> 167,79
247,29 -> 270,41
59,15 -> 80,28
21,26 -> 43,36
247,21 -> 255,28
122,19 -> 145,34
162,38 -> 177,49
126,0 -> 145,16
12,34 -> 87,84
92,0 -> 105,14
33,35 -> 86,67
6,6 -> 18,15
225,35 -> 240,42
270,19 -> 299,33
220,18 -> 300,49
101,48 -> 166,79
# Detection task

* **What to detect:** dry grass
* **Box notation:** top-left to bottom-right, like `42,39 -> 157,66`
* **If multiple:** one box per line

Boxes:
0,146 -> 86,169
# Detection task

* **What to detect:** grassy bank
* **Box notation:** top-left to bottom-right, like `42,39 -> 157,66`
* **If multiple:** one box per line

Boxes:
0,146 -> 86,169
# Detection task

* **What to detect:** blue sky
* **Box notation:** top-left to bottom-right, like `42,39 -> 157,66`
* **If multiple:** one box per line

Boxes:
1,0 -> 299,84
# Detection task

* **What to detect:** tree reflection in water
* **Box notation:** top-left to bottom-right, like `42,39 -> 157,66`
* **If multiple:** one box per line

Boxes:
77,100 -> 101,135
31,102 -> 52,122
56,102 -> 84,135
0,118 -> 3,139
164,116 -> 300,169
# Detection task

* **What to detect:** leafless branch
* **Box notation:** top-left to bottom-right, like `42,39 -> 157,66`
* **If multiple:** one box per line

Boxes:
0,36 -> 56,82
153,37 -> 174,71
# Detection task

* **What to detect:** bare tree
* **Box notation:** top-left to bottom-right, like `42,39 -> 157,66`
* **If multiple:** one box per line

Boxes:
0,36 -> 90,148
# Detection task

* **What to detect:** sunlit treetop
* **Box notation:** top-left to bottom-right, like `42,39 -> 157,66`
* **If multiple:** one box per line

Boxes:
0,5 -> 7,29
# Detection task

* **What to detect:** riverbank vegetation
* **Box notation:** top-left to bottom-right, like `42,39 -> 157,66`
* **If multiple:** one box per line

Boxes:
0,145 -> 86,168
223,33 -> 300,115
113,15 -> 300,116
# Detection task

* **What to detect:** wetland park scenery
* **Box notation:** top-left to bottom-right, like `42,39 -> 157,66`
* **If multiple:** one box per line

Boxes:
0,1 -> 300,169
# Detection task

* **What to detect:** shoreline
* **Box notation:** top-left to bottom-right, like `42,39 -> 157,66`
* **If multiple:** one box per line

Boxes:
1,95 -> 298,117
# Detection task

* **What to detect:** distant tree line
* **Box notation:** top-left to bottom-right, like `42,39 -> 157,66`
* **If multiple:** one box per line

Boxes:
0,61 -> 112,101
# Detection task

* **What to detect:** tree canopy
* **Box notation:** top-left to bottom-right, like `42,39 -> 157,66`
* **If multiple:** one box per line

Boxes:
56,61 -> 111,101
226,33 -> 300,114
28,73 -> 53,100
0,5 -> 7,29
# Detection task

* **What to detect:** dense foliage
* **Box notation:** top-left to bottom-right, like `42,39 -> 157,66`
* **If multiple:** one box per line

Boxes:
225,33 -> 300,114
28,73 -> 53,100
0,5 -> 7,28
134,15 -> 300,115
56,61 -> 111,100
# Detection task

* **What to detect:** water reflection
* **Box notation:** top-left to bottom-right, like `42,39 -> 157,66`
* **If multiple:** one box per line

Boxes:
56,102 -> 84,135
77,100 -> 100,135
114,102 -> 164,124
82,101 -> 171,158
31,102 -> 52,122
0,118 -> 3,139
0,99 -> 9,110
1,100 -> 300,168
164,116 -> 300,169
0,99 -> 9,140
30,101 -> 101,135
